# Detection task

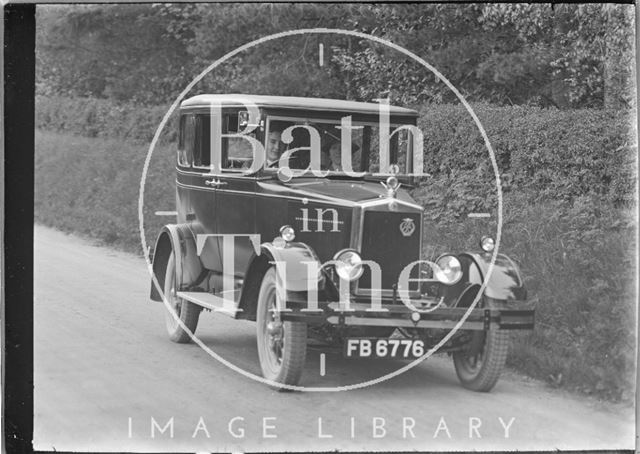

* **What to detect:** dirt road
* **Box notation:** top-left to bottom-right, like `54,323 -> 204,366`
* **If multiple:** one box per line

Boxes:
34,226 -> 635,452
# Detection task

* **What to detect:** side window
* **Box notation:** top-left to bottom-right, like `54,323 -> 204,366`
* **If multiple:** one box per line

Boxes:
177,114 -> 195,167
224,137 -> 255,169
178,115 -> 185,149
223,113 -> 257,170
193,115 -> 211,168
184,112 -> 259,172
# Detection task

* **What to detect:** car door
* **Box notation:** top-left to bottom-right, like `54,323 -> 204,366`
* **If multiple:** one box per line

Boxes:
176,112 -> 222,272
215,114 -> 258,285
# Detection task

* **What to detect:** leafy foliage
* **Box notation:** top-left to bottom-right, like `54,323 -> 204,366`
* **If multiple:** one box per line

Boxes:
36,5 -> 195,103
332,3 -> 636,108
36,95 -> 179,143
480,4 -> 636,108
36,4 -> 635,109
413,103 -> 635,215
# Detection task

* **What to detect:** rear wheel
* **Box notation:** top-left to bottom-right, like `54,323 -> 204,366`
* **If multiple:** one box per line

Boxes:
256,267 -> 307,389
163,252 -> 201,343
453,317 -> 510,392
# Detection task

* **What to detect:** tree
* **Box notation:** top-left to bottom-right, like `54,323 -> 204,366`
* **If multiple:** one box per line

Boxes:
37,4 -> 194,103
480,4 -> 635,108
330,3 -> 635,108
36,4 -> 635,109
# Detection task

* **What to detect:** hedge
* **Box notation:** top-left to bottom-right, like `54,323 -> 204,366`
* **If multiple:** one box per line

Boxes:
37,95 -> 636,210
36,95 -> 180,144
415,103 -> 635,217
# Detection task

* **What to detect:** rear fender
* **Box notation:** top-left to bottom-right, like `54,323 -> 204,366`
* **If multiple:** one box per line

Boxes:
150,224 -> 203,302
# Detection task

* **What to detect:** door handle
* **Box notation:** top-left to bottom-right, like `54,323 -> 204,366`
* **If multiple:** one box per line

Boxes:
204,179 -> 227,187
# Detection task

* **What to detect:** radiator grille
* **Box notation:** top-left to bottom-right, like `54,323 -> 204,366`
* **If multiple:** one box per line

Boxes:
358,211 -> 421,291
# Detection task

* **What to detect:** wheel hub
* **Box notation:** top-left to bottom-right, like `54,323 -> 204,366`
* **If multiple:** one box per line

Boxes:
267,321 -> 283,344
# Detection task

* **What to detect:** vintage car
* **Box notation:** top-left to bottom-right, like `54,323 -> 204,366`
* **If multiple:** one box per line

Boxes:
150,94 -> 534,391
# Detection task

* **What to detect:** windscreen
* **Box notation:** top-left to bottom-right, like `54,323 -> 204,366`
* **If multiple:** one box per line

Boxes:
264,116 -> 415,175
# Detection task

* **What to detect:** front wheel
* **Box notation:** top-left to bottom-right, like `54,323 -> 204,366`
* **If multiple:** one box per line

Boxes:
163,252 -> 201,343
256,267 -> 307,389
452,294 -> 511,393
453,326 -> 510,392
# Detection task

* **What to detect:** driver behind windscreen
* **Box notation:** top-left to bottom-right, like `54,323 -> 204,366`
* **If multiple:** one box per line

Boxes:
265,129 -> 285,168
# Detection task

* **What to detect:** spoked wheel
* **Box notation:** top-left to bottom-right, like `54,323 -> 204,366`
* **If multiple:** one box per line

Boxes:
163,252 -> 201,343
256,267 -> 307,389
453,318 -> 510,392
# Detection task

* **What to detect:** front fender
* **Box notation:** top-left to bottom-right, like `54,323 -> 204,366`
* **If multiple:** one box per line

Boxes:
149,224 -> 203,302
237,241 -> 325,320
459,252 -> 527,301
259,241 -> 325,292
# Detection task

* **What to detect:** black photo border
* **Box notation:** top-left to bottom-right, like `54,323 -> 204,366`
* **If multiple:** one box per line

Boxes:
4,3 -> 36,453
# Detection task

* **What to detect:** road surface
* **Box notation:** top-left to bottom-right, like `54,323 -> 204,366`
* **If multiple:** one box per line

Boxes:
34,226 -> 635,452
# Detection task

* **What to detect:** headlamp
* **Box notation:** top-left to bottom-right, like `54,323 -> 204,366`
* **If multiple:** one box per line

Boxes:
333,250 -> 364,282
279,225 -> 295,242
434,255 -> 463,285
480,236 -> 495,252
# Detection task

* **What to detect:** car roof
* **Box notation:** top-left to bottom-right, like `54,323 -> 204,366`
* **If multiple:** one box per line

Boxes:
180,94 -> 418,117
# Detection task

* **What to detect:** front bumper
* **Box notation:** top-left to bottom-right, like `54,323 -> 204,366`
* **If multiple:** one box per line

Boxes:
280,301 -> 535,331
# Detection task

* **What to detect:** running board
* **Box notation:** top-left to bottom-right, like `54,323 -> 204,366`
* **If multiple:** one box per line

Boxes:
177,291 -> 241,318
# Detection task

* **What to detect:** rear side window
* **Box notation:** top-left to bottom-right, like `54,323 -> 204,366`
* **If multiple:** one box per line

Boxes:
177,114 -> 196,167
178,112 -> 260,172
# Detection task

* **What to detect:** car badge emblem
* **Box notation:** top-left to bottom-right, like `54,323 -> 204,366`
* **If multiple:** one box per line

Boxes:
399,218 -> 415,237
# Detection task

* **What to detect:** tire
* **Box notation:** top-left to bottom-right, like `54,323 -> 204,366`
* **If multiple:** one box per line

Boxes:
163,252 -> 201,343
256,267 -> 307,389
453,301 -> 510,392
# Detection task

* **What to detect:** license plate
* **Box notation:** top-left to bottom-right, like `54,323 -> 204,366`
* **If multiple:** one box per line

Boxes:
344,338 -> 425,359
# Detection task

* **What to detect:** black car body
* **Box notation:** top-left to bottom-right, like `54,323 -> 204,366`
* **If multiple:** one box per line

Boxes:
150,94 -> 534,391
